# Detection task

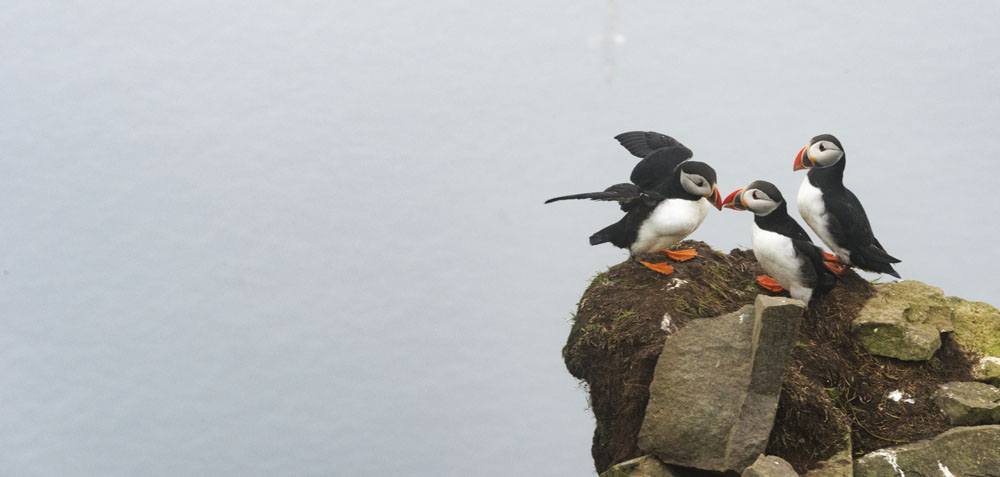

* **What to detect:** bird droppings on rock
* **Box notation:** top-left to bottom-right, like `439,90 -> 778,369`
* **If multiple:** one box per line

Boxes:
563,242 -> 975,474
887,390 -> 916,404
866,449 -> 903,476
936,461 -> 955,477
853,426 -> 1000,476
660,312 -> 674,332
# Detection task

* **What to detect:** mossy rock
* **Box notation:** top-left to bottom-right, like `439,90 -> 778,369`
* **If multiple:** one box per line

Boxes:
972,356 -> 1000,386
948,298 -> 1000,358
852,281 -> 952,361
853,281 -> 1000,362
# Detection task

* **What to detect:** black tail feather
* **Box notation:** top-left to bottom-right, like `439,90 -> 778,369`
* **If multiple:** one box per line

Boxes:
544,183 -> 642,205
588,222 -> 618,246
852,244 -> 902,278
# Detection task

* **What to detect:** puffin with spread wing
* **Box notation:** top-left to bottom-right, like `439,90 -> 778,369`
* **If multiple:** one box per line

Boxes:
546,131 -> 722,275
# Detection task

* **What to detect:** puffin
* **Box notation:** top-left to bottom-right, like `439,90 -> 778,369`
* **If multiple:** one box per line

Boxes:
546,131 -> 723,275
793,134 -> 901,278
723,180 -> 837,303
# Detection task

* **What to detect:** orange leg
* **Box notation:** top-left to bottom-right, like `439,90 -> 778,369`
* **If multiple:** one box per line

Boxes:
639,260 -> 675,275
756,275 -> 786,293
821,252 -> 848,276
662,248 -> 698,262
824,260 -> 848,276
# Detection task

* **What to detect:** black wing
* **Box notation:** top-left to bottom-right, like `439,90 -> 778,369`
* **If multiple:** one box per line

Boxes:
792,239 -> 837,294
614,131 -> 691,159
589,203 -> 656,247
545,183 -> 664,212
823,188 -> 901,276
614,131 -> 694,190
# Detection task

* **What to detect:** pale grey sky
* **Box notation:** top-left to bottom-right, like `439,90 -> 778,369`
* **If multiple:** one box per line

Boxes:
2,1 -> 999,476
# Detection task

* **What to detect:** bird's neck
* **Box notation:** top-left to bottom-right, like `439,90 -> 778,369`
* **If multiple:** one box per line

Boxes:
807,156 -> 846,189
754,203 -> 794,229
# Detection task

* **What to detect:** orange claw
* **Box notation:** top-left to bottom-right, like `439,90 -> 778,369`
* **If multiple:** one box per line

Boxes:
639,260 -> 675,275
756,275 -> 786,293
824,260 -> 848,276
821,252 -> 848,276
663,248 -> 698,262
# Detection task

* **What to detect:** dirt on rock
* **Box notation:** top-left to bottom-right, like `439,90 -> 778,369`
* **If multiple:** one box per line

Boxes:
563,241 -> 974,474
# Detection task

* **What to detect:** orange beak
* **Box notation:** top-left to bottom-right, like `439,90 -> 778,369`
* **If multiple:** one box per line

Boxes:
793,145 -> 811,171
711,186 -> 723,210
722,188 -> 745,210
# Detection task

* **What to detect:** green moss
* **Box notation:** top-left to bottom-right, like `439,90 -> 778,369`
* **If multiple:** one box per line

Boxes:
949,298 -> 1000,357
614,309 -> 637,322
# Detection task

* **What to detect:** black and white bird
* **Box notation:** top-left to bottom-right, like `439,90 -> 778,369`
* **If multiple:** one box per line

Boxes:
793,134 -> 901,278
723,180 -> 837,303
546,131 -> 723,275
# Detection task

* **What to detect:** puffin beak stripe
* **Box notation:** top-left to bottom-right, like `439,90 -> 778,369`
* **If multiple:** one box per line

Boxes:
711,186 -> 723,210
722,188 -> 745,210
793,145 -> 810,171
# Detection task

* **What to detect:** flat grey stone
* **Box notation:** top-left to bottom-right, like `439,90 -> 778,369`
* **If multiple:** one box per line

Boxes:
599,455 -> 684,477
854,425 -> 1000,476
932,381 -> 1000,425
638,296 -> 805,473
742,455 -> 798,477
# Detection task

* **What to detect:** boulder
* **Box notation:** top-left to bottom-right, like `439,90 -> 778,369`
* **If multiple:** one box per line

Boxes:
853,281 -> 1000,362
932,381 -> 1000,425
638,296 -> 805,473
972,356 -> 1000,386
852,281 -> 950,361
853,425 -> 1000,476
599,456 -> 683,477
742,455 -> 798,477
949,298 -> 1000,358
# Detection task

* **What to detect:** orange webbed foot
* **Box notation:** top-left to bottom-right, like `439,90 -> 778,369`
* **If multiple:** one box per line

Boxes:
756,275 -> 786,293
662,248 -> 698,262
821,252 -> 848,276
824,260 -> 848,276
639,260 -> 675,275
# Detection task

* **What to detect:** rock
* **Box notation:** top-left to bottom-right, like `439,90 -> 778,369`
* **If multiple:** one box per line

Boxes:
949,298 -> 1000,358
638,296 -> 805,473
803,434 -> 852,477
853,425 -> 1000,476
932,381 -> 1000,425
972,356 -> 1000,386
742,455 -> 799,477
599,455 -> 683,477
852,281 -> 951,361
853,281 -> 1000,362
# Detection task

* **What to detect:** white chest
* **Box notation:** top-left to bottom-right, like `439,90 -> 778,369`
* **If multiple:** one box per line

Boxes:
631,198 -> 710,254
796,178 -> 848,261
752,223 -> 812,302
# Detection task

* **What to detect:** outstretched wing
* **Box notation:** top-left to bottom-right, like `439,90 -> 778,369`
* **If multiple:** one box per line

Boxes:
614,131 -> 691,159
545,183 -> 664,211
614,131 -> 694,190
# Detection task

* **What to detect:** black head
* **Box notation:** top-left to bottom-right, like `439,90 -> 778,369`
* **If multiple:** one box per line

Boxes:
675,161 -> 722,209
794,133 -> 845,171
723,179 -> 786,216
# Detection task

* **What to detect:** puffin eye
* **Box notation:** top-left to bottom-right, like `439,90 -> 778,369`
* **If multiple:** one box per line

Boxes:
819,143 -> 826,152
752,191 -> 761,200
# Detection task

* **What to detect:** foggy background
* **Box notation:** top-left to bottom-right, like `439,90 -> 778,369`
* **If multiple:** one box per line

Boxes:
3,1 -> 999,475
